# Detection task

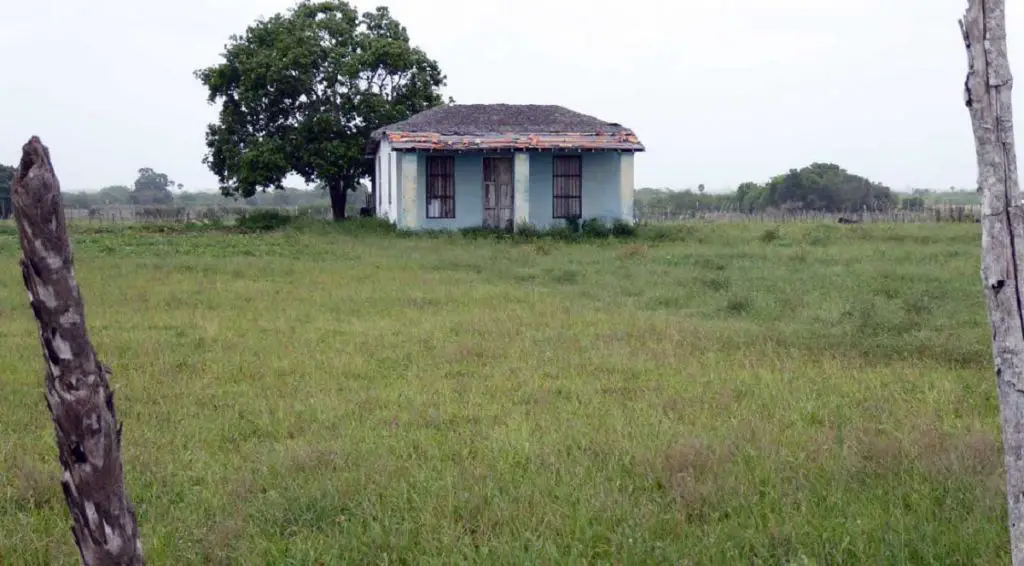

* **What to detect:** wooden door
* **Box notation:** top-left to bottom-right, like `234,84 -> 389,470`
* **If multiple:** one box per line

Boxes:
483,157 -> 514,230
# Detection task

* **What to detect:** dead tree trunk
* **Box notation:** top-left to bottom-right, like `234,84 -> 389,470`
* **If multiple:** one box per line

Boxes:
961,2 -> 1024,563
11,136 -> 144,565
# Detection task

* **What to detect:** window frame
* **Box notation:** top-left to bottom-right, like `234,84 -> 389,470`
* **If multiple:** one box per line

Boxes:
552,155 -> 583,219
425,155 -> 456,219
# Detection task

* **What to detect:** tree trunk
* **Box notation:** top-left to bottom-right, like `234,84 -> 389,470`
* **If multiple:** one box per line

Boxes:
11,136 -> 144,565
327,178 -> 347,221
961,2 -> 1024,563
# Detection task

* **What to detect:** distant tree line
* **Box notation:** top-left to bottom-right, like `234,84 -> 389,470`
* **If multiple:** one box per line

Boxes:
635,162 -> 980,218
0,164 -> 355,212
0,163 -> 13,219
1,157 -> 977,224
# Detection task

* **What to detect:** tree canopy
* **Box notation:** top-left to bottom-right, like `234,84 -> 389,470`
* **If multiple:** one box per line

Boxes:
763,162 -> 897,212
195,0 -> 448,220
130,167 -> 176,205
636,162 -> 899,218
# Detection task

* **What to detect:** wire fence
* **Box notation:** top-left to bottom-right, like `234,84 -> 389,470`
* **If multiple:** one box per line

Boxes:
635,204 -> 982,224
0,202 -> 984,226
0,204 -> 334,224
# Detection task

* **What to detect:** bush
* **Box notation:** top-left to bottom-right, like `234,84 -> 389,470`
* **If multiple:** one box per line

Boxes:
236,209 -> 294,231
760,226 -> 781,243
611,219 -> 637,238
514,222 -> 542,240
581,218 -> 611,238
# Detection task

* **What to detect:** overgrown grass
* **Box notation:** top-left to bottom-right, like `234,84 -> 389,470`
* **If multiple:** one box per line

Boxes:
0,220 -> 1006,563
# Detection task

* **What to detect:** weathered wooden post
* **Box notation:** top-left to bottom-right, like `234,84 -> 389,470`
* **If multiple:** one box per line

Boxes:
960,1 -> 1024,563
11,136 -> 144,565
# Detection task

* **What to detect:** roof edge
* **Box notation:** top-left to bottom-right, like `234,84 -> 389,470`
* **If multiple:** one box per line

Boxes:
381,131 -> 644,152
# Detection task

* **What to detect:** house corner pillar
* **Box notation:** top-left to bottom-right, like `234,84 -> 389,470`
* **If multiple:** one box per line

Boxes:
619,152 -> 635,223
400,152 -> 418,229
514,152 -> 530,229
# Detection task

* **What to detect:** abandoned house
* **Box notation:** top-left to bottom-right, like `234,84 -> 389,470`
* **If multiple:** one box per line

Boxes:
366,104 -> 645,231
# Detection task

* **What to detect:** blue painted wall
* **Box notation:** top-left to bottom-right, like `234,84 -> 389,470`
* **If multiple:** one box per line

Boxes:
412,153 -> 485,230
395,151 -> 627,230
526,152 -> 623,229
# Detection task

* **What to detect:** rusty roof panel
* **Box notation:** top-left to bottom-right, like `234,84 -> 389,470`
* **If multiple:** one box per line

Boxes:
384,131 -> 645,152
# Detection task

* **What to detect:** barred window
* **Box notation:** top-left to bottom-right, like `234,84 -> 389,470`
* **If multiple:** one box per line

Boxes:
553,156 -> 582,219
426,156 -> 455,219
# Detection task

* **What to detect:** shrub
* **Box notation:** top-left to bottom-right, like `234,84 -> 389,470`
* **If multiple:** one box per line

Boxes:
236,209 -> 294,231
760,226 -> 781,243
544,224 -> 581,242
336,216 -> 398,236
513,222 -> 542,240
611,219 -> 637,238
581,218 -> 611,238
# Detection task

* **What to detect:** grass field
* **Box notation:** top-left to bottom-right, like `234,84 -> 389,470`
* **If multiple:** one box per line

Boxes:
0,219 -> 1007,564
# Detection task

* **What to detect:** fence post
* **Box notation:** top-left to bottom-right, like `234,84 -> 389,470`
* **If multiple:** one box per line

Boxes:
10,137 -> 145,564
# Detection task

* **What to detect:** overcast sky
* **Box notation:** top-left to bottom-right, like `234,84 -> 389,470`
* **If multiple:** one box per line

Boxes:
0,0 -> 1011,192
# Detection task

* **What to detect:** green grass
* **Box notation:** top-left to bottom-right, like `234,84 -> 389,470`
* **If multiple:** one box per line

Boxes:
0,220 -> 1007,564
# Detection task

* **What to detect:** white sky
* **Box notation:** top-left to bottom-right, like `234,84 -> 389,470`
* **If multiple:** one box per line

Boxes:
0,0 -> 1009,192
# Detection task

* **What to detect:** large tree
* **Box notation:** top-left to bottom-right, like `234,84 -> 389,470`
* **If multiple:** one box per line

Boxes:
195,1 -> 448,220
130,167 -> 176,205
763,163 -> 897,212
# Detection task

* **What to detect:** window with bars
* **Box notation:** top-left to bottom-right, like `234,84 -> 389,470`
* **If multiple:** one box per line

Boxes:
552,155 -> 582,219
426,156 -> 455,218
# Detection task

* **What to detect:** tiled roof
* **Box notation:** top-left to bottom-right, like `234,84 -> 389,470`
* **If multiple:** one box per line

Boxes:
370,104 -> 644,152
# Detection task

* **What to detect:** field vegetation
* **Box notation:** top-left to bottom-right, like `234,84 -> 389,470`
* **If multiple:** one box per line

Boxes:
0,219 -> 1005,564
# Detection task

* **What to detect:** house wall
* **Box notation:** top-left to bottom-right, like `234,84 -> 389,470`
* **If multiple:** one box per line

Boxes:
526,152 -> 625,229
414,153 -> 486,230
385,150 -> 635,230
374,139 -> 398,222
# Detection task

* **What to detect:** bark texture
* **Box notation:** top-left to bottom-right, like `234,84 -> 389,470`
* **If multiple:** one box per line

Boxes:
961,2 -> 1024,563
327,178 -> 348,221
11,136 -> 144,565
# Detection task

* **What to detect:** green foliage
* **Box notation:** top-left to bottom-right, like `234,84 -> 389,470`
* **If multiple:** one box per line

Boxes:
57,185 -> 337,217
236,209 -> 294,231
96,185 -> 133,205
448,219 -> 636,243
130,168 -> 175,205
635,187 -> 735,217
195,0 -> 447,219
0,222 -> 1002,563
900,196 -> 926,211
907,187 -> 981,206
635,163 -> 898,217
759,226 -> 781,243
581,218 -> 611,238
611,219 -> 637,238
0,163 -> 13,219
764,163 -> 897,212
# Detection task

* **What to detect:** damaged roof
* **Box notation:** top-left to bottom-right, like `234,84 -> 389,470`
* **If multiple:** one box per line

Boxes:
369,104 -> 644,152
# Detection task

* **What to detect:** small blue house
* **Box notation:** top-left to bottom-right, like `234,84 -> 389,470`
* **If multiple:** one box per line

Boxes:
367,104 -> 644,231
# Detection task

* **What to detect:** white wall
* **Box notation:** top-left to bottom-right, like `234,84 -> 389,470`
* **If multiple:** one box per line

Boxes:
375,139 -> 397,222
